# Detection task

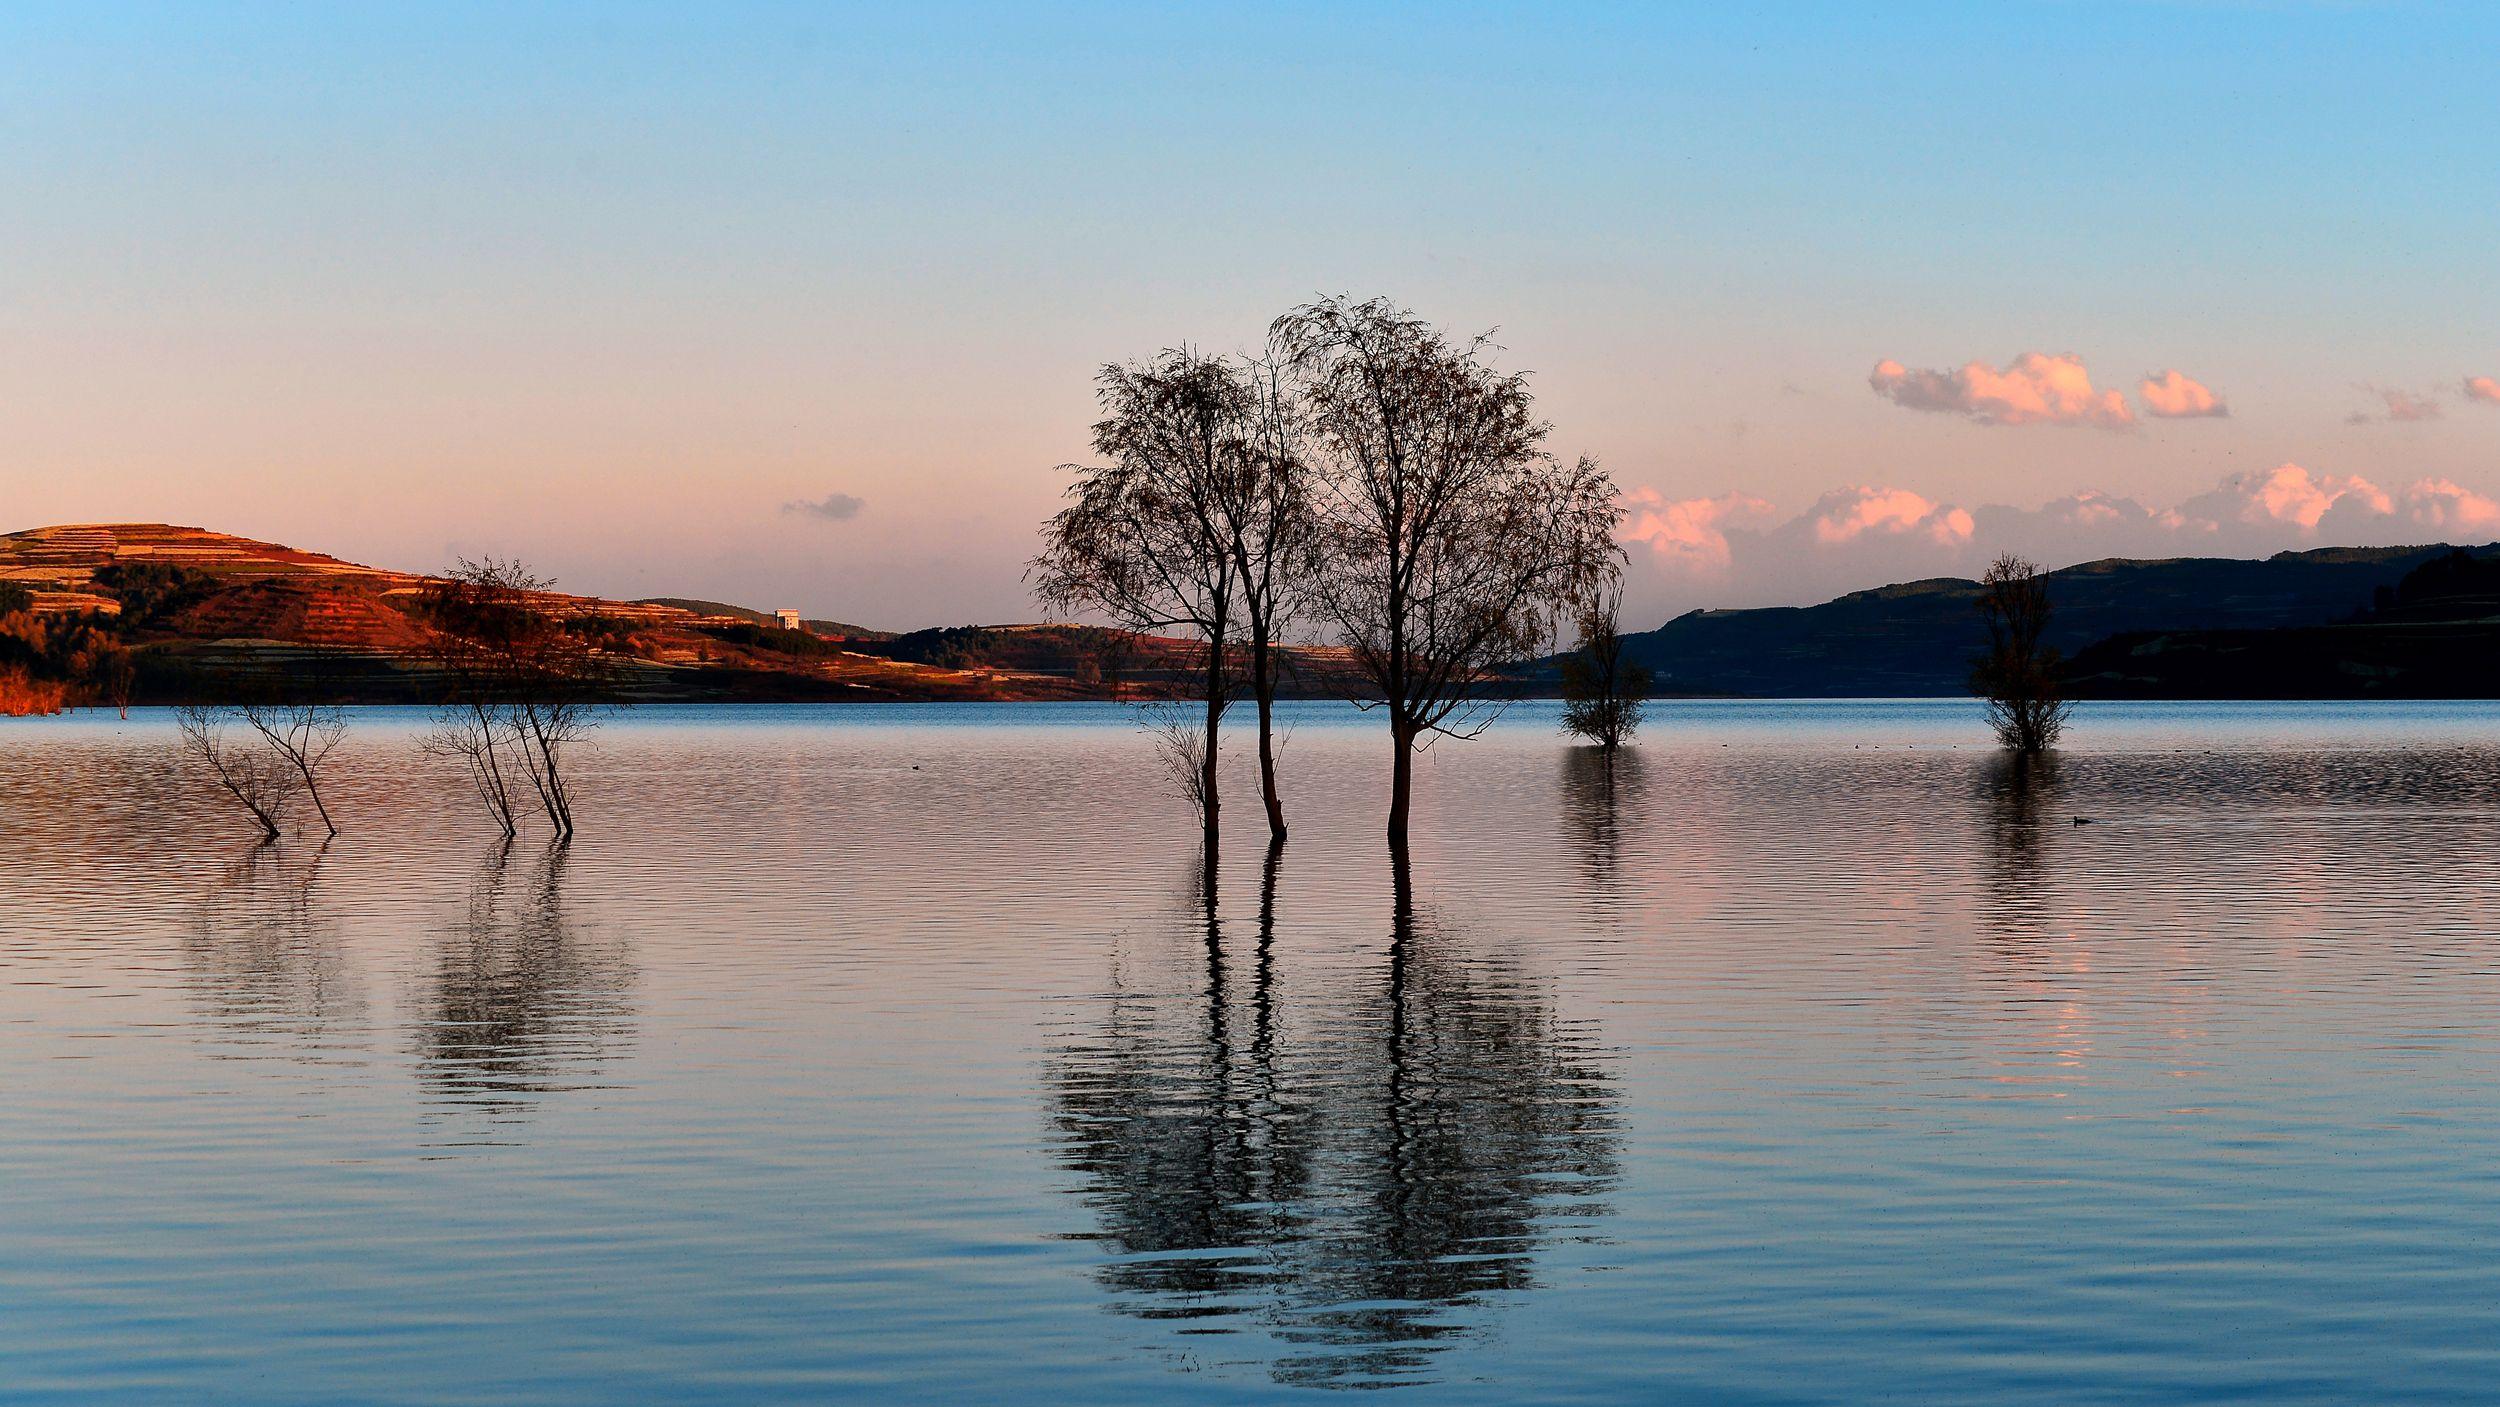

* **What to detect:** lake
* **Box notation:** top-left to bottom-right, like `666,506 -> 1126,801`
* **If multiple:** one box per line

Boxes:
6,700 -> 2500,1403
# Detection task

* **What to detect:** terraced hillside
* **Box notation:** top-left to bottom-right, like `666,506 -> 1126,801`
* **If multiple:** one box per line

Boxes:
0,524 -> 1211,705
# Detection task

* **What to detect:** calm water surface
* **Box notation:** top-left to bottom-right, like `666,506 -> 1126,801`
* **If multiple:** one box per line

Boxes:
7,700 -> 2500,1403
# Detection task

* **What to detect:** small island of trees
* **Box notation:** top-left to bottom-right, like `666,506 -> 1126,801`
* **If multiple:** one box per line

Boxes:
1036,295 -> 1627,851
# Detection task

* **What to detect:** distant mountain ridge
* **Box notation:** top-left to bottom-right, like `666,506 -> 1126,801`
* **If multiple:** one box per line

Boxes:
1620,544 -> 2492,697
2065,547 -> 2500,698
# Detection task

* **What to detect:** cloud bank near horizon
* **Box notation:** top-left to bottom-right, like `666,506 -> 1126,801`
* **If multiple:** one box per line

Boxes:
1620,466 -> 2500,620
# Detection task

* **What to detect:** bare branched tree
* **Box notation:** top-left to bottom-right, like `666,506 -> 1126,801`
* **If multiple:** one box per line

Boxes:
1032,351 -> 1248,847
176,704 -> 304,841
1223,355 -> 1316,840
1971,553 -> 2072,754
422,699 -> 525,839
1137,699 -> 1225,818
1559,583 -> 1649,755
1272,296 -> 1621,845
421,558 -> 608,840
241,702 -> 349,837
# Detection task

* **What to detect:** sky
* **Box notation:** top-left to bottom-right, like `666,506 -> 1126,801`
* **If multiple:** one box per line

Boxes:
3,2 -> 2495,630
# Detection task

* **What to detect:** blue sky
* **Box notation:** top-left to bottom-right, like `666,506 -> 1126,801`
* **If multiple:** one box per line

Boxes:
4,2 -> 2494,624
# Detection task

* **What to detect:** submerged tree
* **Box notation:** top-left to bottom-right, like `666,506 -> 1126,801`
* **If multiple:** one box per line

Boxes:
1558,584 -> 1649,755
240,702 -> 348,838
1971,553 -> 2071,754
422,696 -> 525,838
1216,355 -> 1314,841
1032,351 -> 1248,847
421,559 -> 606,840
1137,698 -> 1226,820
175,704 -> 303,841
1273,296 -> 1620,846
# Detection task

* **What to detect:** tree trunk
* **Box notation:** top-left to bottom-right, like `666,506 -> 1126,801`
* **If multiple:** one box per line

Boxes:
1387,713 -> 1414,847
305,782 -> 338,838
1201,630 -> 1224,846
1251,635 -> 1286,841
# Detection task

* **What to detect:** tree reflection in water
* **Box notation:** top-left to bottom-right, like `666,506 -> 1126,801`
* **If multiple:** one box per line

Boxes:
183,843 -> 362,1053
419,843 -> 634,1129
1048,840 -> 1619,1388
1982,752 -> 2061,945
1559,745 -> 1648,904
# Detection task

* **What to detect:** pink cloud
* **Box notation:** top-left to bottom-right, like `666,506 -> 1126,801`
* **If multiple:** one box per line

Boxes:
2138,369 -> 2229,419
1620,489 -> 1778,573
2365,387 -> 2442,423
2466,376 -> 2500,406
1869,352 -> 2135,429
2230,462 -> 2380,529
1805,486 -> 1974,545
1623,467 -> 2500,624
2038,489 -> 2129,527
2398,478 -> 2500,533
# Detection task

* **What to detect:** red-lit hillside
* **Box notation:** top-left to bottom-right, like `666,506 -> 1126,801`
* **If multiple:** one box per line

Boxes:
0,523 -> 1280,705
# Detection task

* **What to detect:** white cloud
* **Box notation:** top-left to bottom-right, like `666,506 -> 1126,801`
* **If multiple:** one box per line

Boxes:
1869,352 -> 2135,429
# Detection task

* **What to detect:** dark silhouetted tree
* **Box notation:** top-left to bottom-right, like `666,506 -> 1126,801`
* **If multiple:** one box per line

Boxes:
1033,351 -> 1248,847
1272,296 -> 1619,845
1558,584 -> 1648,754
175,704 -> 301,841
242,702 -> 348,838
420,559 -> 606,840
1221,356 -> 1315,840
1971,553 -> 2070,754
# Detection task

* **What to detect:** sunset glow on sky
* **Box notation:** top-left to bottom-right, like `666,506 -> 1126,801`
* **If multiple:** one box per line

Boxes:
4,3 -> 2494,628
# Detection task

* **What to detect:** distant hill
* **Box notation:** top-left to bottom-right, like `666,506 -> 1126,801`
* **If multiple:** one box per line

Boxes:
2066,547 -> 2500,697
0,523 -> 1173,707
1619,544 -> 2487,697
